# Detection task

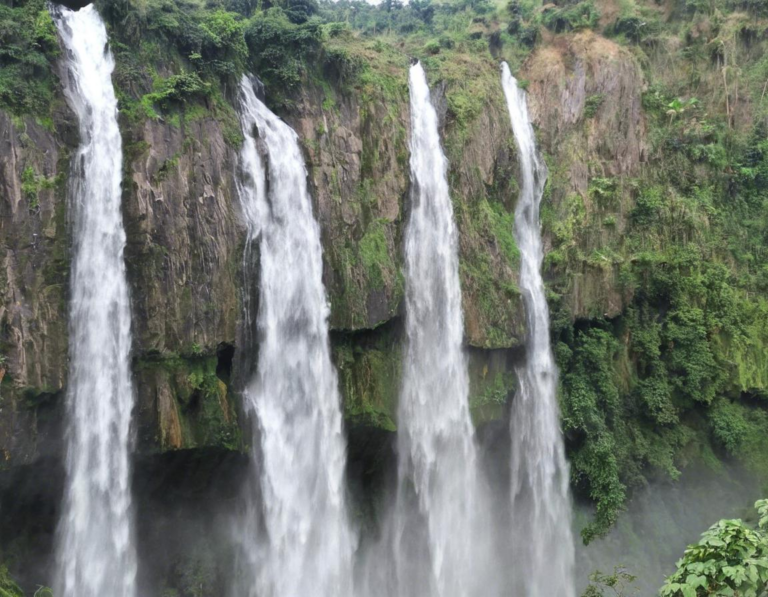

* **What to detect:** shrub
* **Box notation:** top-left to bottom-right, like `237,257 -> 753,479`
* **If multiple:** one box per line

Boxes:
0,565 -> 23,597
323,46 -> 364,85
144,72 -> 211,112
283,0 -> 319,24
610,14 -> 661,43
0,0 -> 59,115
661,500 -> 768,597
584,94 -> 605,119
199,10 -> 248,76
245,8 -> 322,89
541,0 -> 600,33
424,39 -> 441,54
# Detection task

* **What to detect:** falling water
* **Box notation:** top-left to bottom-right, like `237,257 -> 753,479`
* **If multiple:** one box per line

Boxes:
389,61 -> 488,597
233,75 -> 355,597
501,62 -> 576,597
51,5 -> 137,597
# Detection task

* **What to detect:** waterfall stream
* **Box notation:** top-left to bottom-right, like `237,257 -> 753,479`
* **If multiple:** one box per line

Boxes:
389,61 -> 490,597
234,75 -> 355,597
51,5 -> 137,597
501,62 -> 576,596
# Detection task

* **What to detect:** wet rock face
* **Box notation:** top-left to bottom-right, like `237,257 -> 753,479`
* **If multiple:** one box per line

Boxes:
526,32 -> 647,184
123,117 -> 244,355
448,92 -> 526,349
0,109 -> 74,469
525,31 -> 648,318
120,115 -> 246,455
284,78 -> 409,332
284,66 -> 527,348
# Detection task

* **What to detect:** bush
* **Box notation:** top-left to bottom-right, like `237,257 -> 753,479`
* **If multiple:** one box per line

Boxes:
282,0 -> 319,24
424,39 -> 440,54
144,72 -> 211,112
0,0 -> 59,115
541,0 -> 600,32
0,565 -> 23,597
661,500 -> 768,597
610,15 -> 661,43
323,46 -> 364,85
198,10 -> 248,76
584,94 -> 605,119
245,8 -> 322,89
581,567 -> 638,597
105,0 -> 246,80
325,21 -> 351,38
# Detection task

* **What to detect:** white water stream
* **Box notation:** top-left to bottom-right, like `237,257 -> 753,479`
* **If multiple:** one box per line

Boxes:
52,5 -> 137,597
234,75 -> 355,597
501,61 -> 576,597
387,61 -> 490,597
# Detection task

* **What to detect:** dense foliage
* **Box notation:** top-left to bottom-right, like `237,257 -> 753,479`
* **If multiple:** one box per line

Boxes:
541,0 -> 768,540
0,0 -> 58,116
661,500 -> 768,596
0,566 -> 22,597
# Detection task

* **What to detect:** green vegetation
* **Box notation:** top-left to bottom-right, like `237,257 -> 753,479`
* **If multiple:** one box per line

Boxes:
244,8 -> 322,91
581,567 -> 638,597
0,0 -> 58,116
19,166 -> 59,211
0,565 -> 23,597
334,326 -> 401,431
661,500 -> 768,596
583,94 -> 605,120
136,352 -> 241,451
534,0 -> 768,542
541,0 -> 600,33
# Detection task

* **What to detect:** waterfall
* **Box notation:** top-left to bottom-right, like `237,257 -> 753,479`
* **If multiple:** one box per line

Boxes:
233,75 -> 355,597
389,61 -> 489,597
51,5 -> 137,597
501,62 -> 576,596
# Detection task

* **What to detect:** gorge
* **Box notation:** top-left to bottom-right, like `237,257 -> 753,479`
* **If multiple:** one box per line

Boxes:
1,0 -> 768,594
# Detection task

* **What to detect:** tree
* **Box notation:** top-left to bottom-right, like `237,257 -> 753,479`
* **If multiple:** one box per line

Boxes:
660,500 -> 768,597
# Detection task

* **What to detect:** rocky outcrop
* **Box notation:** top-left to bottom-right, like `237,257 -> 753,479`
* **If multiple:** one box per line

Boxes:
287,75 -> 409,332
123,116 -> 243,355
0,107 -> 74,469
120,113 -> 245,454
525,31 -> 648,319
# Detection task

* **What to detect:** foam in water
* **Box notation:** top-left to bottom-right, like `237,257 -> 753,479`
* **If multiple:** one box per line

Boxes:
233,75 -> 355,597
501,61 -> 576,597
386,61 -> 490,597
51,5 -> 137,597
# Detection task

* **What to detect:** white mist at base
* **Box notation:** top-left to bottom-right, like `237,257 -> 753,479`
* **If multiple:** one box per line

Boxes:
233,75 -> 355,597
51,5 -> 137,597
379,61 -> 492,597
501,61 -> 576,597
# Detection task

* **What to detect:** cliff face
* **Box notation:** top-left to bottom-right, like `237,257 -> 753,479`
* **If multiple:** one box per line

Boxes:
525,31 -> 647,318
0,34 -> 528,464
0,109 -> 72,468
2,0 -> 768,590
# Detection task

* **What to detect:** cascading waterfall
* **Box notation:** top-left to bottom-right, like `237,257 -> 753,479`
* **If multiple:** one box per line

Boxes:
51,5 -> 137,597
389,61 -> 489,597
501,62 -> 576,597
233,75 -> 355,597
